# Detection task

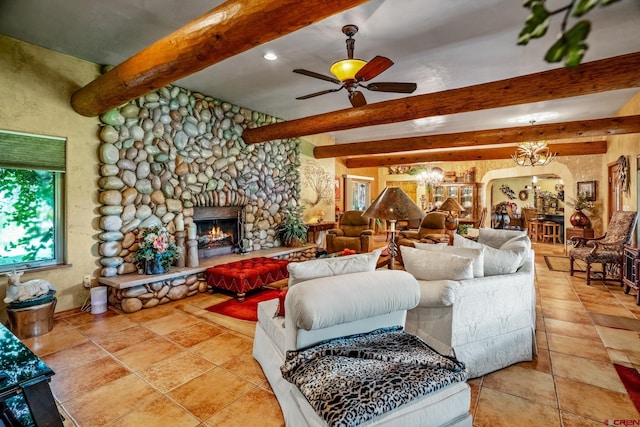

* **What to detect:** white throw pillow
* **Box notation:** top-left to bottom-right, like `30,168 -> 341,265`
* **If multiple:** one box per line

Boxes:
401,245 -> 473,281
478,228 -> 527,249
287,249 -> 381,286
453,234 -> 523,276
414,242 -> 485,278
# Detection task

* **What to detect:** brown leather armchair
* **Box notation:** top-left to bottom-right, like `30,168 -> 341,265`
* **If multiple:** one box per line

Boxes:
396,212 -> 450,259
326,210 -> 375,254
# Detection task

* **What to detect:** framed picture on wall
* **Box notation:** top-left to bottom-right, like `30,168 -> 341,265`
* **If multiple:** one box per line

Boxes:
335,176 -> 341,201
577,181 -> 596,201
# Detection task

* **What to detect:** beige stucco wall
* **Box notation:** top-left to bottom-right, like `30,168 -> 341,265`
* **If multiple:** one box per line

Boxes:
0,34 -> 101,320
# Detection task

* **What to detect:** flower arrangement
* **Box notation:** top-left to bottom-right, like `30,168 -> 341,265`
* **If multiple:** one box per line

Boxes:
565,192 -> 595,212
133,226 -> 180,270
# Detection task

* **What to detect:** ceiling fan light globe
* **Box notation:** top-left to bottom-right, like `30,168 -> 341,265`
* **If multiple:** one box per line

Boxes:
330,59 -> 367,82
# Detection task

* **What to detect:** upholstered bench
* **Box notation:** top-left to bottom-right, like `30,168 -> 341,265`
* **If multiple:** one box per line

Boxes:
205,257 -> 290,301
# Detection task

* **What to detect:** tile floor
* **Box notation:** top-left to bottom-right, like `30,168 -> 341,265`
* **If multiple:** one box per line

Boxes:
20,240 -> 640,426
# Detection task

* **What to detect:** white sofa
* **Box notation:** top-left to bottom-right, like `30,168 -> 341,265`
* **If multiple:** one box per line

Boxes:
402,228 -> 537,378
253,254 -> 473,427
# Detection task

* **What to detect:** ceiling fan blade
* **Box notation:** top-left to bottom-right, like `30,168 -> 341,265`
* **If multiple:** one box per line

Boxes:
365,82 -> 417,93
293,69 -> 340,85
296,88 -> 342,100
349,91 -> 367,107
354,56 -> 394,82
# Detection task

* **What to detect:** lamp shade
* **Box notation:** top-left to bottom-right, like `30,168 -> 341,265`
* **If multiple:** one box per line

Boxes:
363,187 -> 425,221
330,59 -> 367,81
438,197 -> 465,213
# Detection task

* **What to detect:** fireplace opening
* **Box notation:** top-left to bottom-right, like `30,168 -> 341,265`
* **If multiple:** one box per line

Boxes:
193,206 -> 243,258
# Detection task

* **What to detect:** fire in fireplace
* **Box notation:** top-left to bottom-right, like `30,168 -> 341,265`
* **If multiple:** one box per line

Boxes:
192,206 -> 243,258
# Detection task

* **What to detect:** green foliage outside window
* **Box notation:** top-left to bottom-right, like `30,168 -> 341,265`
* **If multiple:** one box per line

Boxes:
0,168 -> 55,267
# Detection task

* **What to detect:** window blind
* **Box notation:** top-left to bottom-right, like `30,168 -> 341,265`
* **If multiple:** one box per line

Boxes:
0,130 -> 66,172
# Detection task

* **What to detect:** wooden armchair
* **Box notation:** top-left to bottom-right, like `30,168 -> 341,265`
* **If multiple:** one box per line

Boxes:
326,210 -> 375,254
569,211 -> 638,286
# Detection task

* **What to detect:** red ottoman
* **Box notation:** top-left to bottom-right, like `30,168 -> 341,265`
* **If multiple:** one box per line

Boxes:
205,257 -> 290,301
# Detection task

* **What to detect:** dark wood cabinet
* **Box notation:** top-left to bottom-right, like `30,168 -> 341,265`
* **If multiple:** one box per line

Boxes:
623,244 -> 640,305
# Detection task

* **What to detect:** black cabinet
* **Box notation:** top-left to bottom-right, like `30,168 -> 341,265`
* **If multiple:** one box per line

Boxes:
623,245 -> 640,305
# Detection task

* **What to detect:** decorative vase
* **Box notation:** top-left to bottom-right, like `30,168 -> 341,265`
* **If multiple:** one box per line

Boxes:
570,210 -> 590,228
145,257 -> 167,275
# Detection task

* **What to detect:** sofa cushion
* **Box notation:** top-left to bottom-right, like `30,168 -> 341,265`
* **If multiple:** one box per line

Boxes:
414,242 -> 484,278
287,249 -> 381,286
401,246 -> 474,281
453,234 -> 523,276
477,228 -> 527,249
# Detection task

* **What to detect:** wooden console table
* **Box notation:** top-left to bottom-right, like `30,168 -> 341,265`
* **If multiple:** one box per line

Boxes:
306,222 -> 335,245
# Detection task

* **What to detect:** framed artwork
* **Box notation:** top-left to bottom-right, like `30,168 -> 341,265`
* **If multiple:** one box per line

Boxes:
577,181 -> 596,201
335,176 -> 341,201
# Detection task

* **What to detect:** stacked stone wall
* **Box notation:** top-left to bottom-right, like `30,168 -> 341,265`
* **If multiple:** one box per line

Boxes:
97,85 -> 301,277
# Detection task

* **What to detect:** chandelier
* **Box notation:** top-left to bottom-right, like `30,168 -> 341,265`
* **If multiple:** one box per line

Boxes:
416,166 -> 444,187
512,120 -> 557,167
512,141 -> 557,166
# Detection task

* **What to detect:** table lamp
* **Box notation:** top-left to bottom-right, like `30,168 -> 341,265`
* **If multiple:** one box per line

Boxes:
438,197 -> 465,233
363,187 -> 425,269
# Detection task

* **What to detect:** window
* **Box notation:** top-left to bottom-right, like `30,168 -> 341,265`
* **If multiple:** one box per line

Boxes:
0,130 -> 65,272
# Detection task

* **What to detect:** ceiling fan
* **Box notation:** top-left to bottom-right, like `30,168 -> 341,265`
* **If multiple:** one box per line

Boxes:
293,25 -> 417,108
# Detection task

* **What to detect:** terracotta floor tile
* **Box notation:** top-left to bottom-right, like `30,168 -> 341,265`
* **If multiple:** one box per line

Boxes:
546,333 -> 610,362
596,325 -> 640,353
474,387 -> 560,427
41,340 -> 109,372
124,303 -> 177,322
190,331 -> 254,365
550,351 -> 626,393
60,309 -> 119,327
221,350 -> 268,385
49,356 -> 130,402
197,311 -> 256,337
467,377 -> 482,416
541,306 -> 592,324
76,314 -> 138,338
536,329 -> 548,350
540,297 -> 585,312
539,287 -> 580,301
164,320 -> 225,347
137,351 -> 215,392
517,347 -> 552,374
555,376 -> 639,422
582,302 -> 635,318
544,318 -> 600,340
113,336 -> 184,371
63,374 -> 161,426
141,311 -> 203,335
560,411 -> 608,427
482,365 -> 557,408
21,327 -> 89,357
108,395 -> 200,427
167,367 -> 255,421
590,313 -> 640,331
203,386 -> 284,427
88,324 -> 157,353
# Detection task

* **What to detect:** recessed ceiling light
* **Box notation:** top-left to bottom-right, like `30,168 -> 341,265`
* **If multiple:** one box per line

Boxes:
263,52 -> 278,61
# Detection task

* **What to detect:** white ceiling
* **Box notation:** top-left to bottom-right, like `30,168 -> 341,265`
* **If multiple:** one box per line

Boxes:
1,0 -> 639,145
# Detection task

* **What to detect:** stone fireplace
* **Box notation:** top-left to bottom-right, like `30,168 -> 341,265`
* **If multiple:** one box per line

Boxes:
193,206 -> 243,258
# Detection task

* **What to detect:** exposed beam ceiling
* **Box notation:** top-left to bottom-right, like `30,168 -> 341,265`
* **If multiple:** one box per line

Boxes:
345,140 -> 608,168
70,0 -> 369,116
242,52 -> 640,145
314,115 -> 640,158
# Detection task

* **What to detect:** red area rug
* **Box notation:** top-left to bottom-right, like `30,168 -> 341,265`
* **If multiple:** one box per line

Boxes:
205,288 -> 280,322
614,364 -> 640,413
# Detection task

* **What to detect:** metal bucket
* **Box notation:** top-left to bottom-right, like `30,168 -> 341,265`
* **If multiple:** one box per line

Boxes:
6,298 -> 57,339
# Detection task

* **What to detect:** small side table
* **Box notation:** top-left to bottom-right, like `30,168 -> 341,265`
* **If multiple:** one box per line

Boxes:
306,222 -> 335,246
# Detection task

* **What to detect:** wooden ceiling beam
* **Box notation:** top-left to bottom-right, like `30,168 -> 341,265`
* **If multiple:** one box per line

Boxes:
314,115 -> 640,159
70,0 -> 369,117
242,51 -> 640,144
344,140 -> 608,168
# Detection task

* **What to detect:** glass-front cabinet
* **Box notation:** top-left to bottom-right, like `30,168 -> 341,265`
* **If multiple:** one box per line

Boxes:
430,183 -> 478,221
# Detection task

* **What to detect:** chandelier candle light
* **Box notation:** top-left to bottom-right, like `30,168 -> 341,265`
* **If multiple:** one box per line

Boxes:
416,166 -> 444,187
512,121 -> 557,167
363,187 -> 425,270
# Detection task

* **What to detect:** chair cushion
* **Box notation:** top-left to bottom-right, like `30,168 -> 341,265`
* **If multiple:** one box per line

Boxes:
400,246 -> 474,281
287,249 -> 381,286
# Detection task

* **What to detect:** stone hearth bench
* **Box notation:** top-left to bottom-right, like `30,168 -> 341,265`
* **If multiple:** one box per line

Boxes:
205,257 -> 290,301
98,245 -> 317,313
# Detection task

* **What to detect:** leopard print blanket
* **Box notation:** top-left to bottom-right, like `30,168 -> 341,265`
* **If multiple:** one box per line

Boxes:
281,326 -> 468,427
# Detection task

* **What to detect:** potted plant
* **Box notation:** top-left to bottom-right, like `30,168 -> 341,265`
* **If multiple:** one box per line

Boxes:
133,226 -> 180,274
565,192 -> 594,228
276,207 -> 308,247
